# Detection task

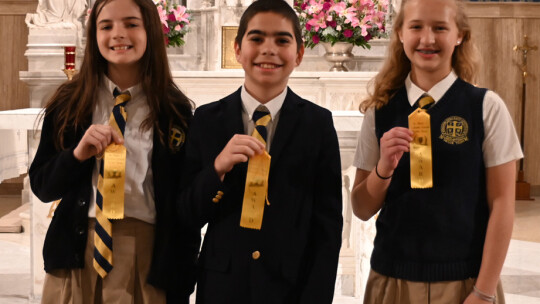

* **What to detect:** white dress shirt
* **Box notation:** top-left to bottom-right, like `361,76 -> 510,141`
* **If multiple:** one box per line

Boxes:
88,76 -> 156,224
353,71 -> 523,170
240,85 -> 287,152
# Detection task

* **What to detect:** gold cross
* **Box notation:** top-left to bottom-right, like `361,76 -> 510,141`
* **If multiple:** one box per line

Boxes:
513,35 -> 537,80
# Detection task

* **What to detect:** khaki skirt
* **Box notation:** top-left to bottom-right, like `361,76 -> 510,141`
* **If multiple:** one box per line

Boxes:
363,269 -> 505,304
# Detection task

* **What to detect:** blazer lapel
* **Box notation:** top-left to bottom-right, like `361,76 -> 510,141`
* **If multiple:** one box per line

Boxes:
220,88 -> 249,180
269,88 -> 303,167
221,87 -> 245,142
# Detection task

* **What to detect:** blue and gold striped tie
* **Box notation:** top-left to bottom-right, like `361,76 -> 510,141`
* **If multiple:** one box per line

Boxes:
418,94 -> 434,109
252,108 -> 271,145
93,89 -> 130,278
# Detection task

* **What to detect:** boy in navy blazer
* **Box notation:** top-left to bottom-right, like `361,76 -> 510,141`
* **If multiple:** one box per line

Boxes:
178,1 -> 343,303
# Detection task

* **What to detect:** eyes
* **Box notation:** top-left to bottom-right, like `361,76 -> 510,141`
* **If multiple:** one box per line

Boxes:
408,24 -> 449,32
98,21 -> 142,31
248,35 -> 293,46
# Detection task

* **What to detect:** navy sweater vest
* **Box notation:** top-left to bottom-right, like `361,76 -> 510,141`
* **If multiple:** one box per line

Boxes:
372,78 -> 488,282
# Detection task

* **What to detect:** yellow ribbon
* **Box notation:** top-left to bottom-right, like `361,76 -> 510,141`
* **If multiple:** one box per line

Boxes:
240,151 -> 271,230
101,143 -> 126,219
408,108 -> 433,188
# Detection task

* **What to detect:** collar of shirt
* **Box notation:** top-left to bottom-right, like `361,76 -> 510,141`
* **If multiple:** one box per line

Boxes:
240,85 -> 287,120
103,75 -> 144,107
405,70 -> 458,107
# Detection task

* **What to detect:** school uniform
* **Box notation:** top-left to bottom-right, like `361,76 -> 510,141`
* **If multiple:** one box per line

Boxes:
29,77 -> 200,303
354,72 -> 523,303
177,86 -> 343,304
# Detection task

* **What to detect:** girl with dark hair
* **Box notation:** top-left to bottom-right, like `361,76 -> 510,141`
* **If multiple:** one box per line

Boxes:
29,0 -> 199,302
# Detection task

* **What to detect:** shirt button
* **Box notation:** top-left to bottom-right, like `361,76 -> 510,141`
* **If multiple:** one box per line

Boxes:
78,199 -> 86,207
252,251 -> 261,260
76,226 -> 85,235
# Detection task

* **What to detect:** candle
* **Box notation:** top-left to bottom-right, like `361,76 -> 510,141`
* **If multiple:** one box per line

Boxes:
64,46 -> 76,70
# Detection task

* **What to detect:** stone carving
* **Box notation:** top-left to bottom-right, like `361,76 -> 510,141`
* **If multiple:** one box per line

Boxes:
25,0 -> 87,29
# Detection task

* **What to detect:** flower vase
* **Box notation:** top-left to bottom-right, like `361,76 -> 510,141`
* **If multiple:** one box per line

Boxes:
321,42 -> 354,72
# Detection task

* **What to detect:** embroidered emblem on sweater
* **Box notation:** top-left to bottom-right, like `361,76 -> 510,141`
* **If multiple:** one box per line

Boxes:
169,126 -> 185,152
440,116 -> 468,144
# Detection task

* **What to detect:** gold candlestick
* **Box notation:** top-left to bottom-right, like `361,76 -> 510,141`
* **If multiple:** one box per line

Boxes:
513,35 -> 537,201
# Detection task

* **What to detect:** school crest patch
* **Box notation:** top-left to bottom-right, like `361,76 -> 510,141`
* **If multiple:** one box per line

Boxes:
169,126 -> 185,152
439,116 -> 468,144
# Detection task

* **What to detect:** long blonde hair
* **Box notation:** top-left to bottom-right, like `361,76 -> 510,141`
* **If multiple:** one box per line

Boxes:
360,0 -> 480,112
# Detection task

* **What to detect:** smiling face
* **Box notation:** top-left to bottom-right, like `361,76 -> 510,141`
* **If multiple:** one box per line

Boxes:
398,0 -> 463,83
96,0 -> 147,74
235,12 -> 304,103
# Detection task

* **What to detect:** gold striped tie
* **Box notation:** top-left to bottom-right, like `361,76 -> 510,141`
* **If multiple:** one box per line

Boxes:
252,108 -> 271,145
93,90 -> 130,278
418,94 -> 434,109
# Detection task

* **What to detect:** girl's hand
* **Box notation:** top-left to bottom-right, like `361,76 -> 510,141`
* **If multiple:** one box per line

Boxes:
377,127 -> 413,177
73,125 -> 124,162
214,134 -> 265,181
463,292 -> 492,304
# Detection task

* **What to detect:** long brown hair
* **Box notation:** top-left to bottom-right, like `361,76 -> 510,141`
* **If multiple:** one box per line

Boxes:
360,0 -> 479,112
43,0 -> 193,150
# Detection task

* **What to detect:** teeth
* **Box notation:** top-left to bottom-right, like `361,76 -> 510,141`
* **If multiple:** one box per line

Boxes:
259,63 -> 278,69
113,46 -> 130,50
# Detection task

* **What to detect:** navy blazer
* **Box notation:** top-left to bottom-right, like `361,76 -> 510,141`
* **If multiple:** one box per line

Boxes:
178,88 -> 343,304
29,107 -> 200,302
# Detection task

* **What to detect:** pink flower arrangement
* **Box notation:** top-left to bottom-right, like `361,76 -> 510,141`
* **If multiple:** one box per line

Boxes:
294,0 -> 389,49
153,0 -> 191,47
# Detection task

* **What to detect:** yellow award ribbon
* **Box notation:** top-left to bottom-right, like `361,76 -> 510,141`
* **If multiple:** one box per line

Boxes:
408,108 -> 433,188
102,143 -> 126,219
240,151 -> 271,230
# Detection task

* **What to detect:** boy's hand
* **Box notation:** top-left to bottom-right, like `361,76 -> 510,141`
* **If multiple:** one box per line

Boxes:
214,134 -> 265,181
378,127 -> 413,177
73,125 -> 124,162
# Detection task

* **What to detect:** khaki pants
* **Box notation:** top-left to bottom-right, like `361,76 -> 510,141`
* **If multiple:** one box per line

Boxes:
41,218 -> 165,304
364,269 -> 505,304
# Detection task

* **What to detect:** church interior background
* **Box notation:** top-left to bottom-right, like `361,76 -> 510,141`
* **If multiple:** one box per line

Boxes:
1,0 -> 539,302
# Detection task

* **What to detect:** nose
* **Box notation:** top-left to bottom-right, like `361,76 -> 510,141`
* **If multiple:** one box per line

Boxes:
112,23 -> 126,39
420,28 -> 435,45
261,40 -> 276,56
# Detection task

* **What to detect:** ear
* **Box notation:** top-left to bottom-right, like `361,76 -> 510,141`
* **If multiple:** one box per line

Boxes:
234,41 -> 241,62
457,32 -> 464,46
398,29 -> 403,43
295,45 -> 305,66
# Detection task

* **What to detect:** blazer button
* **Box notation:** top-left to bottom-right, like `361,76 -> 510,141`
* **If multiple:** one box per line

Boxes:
212,198 -> 219,203
78,199 -> 86,207
76,226 -> 85,235
252,251 -> 261,260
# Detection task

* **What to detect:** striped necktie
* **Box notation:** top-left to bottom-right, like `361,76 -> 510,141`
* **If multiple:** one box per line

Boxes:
251,108 -> 271,145
93,89 -> 130,278
418,94 -> 434,109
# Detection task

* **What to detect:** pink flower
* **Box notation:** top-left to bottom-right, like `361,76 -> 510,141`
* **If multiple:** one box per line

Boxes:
162,24 -> 170,34
157,6 -> 168,28
168,12 -> 176,22
173,5 -> 190,24
343,29 -> 353,38
307,11 -> 327,32
306,23 -> 312,31
312,35 -> 320,44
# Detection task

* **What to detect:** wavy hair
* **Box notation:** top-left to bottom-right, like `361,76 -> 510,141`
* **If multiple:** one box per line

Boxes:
360,0 -> 479,112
